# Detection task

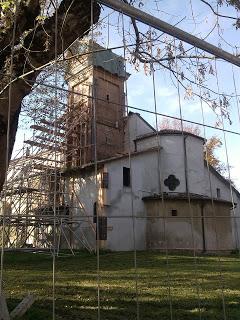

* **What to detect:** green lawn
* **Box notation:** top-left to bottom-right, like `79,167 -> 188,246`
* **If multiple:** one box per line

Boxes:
2,251 -> 240,319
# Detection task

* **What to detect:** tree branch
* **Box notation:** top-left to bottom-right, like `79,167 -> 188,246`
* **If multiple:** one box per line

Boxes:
200,0 -> 239,21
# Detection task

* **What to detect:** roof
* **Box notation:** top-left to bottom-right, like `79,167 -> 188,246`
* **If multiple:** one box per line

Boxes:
68,40 -> 130,79
88,41 -> 129,78
205,161 -> 240,199
127,112 -> 156,133
136,129 -> 206,142
142,192 -> 235,206
91,47 -> 128,79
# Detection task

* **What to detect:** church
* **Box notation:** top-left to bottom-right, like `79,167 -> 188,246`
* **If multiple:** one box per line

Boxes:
63,41 -> 240,252
2,41 -> 239,252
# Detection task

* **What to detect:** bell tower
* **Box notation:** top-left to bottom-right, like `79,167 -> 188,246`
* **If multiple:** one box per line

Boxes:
66,41 -> 128,167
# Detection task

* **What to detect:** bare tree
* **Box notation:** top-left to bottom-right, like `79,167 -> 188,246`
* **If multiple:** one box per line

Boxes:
122,0 -> 239,124
160,118 -> 202,135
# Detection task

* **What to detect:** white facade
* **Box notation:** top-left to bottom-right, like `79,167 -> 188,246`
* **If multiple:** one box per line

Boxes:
71,113 -> 240,251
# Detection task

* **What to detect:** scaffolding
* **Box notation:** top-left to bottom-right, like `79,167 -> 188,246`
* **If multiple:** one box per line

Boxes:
0,39 -> 129,254
0,65 -> 98,253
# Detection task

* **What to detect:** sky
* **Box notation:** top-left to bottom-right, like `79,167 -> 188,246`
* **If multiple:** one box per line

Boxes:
14,0 -> 240,187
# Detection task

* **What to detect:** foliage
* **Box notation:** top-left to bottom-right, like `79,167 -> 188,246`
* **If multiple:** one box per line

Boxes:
204,135 -> 226,173
0,0 -> 16,29
3,251 -> 240,319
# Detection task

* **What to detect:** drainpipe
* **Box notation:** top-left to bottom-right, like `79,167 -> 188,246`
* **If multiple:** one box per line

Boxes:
201,201 -> 206,253
183,135 -> 189,193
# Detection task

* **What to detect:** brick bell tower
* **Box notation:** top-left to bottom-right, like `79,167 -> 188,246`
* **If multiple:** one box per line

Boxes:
65,41 -> 129,168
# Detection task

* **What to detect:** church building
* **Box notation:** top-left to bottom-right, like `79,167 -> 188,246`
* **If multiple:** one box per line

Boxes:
63,41 -> 240,252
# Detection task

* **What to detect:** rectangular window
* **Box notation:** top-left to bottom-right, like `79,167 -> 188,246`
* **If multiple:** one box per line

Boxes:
101,172 -> 109,189
217,188 -> 221,198
171,209 -> 178,216
123,167 -> 130,187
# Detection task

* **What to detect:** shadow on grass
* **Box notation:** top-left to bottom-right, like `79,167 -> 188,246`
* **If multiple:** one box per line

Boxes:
6,288 -> 240,320
3,251 -> 240,319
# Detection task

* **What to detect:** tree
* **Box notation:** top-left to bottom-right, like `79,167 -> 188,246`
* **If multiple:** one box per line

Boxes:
204,135 -> 227,174
0,0 -> 100,191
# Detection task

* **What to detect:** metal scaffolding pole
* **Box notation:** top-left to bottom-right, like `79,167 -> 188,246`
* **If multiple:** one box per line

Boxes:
99,0 -> 240,68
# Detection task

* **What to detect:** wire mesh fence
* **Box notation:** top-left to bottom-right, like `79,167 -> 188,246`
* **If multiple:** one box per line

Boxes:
0,1 -> 240,319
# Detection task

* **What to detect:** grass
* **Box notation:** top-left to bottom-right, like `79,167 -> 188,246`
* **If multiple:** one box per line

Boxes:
2,250 -> 240,319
